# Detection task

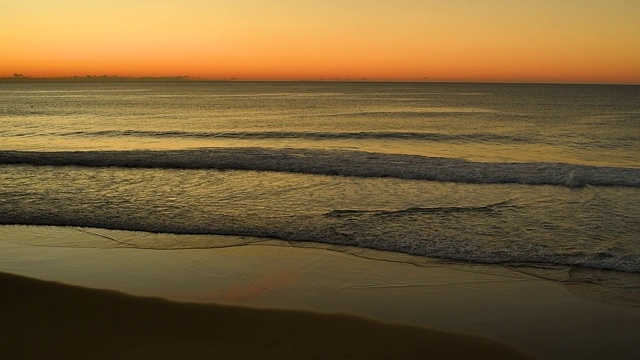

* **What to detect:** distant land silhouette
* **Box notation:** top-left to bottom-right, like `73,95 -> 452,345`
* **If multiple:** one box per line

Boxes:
0,74 -> 427,83
0,74 -> 196,82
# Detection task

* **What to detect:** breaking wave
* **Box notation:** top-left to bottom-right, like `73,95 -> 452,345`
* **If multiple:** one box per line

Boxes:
1,148 -> 638,187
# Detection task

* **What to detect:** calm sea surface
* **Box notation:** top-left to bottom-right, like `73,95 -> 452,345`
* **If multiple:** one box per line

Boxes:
1,82 -> 639,282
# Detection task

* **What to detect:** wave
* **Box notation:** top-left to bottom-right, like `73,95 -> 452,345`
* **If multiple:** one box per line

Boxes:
55,129 -> 532,143
325,200 -> 514,217
1,148 -> 639,187
310,108 -> 495,117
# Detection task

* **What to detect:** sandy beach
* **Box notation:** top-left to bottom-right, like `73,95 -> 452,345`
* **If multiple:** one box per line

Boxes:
1,271 -> 534,360
1,226 -> 639,359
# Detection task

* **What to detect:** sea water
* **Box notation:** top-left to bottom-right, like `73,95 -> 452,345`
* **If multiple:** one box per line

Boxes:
1,82 -> 639,283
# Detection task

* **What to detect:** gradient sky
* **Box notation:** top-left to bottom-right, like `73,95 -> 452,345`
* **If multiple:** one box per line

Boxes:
2,0 -> 640,83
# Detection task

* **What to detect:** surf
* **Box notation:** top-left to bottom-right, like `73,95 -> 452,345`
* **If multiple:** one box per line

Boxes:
1,148 -> 638,187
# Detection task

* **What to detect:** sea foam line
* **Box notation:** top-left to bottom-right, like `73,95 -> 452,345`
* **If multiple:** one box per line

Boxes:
1,148 -> 638,187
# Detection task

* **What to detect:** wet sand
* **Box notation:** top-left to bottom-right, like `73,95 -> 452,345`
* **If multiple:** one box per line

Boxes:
1,225 -> 639,359
1,271 -> 533,360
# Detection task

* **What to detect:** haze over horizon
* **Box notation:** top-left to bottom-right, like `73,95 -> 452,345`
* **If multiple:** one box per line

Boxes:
2,0 -> 640,84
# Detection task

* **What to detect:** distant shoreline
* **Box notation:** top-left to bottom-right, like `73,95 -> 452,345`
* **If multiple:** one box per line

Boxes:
0,76 -> 428,83
1,76 -> 637,86
0,75 -> 196,83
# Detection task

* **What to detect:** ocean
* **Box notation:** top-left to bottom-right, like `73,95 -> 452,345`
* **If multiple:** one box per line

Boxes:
1,81 -> 639,283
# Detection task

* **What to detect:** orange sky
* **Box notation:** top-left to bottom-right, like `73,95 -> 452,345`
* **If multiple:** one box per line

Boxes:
2,0 -> 640,83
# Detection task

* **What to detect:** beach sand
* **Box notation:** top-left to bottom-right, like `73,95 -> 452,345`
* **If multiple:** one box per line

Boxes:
1,271 -> 533,360
1,226 -> 639,359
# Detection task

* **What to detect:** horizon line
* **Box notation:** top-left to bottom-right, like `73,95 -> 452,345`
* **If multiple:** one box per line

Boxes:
1,75 -> 638,86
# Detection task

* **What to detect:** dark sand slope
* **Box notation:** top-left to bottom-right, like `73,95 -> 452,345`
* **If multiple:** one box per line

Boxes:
1,272 -> 534,360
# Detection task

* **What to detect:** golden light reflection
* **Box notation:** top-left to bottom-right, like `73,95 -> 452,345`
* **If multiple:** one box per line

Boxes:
206,270 -> 300,303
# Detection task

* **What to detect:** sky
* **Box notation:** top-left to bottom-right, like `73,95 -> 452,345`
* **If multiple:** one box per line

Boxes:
2,0 -> 640,83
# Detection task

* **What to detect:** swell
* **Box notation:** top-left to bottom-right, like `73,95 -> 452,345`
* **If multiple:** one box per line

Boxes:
325,200 -> 514,217
54,129 -> 531,143
1,148 -> 639,187
308,109 -> 494,117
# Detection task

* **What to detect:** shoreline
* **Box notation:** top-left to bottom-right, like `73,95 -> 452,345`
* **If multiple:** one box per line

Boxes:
2,225 -> 639,359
